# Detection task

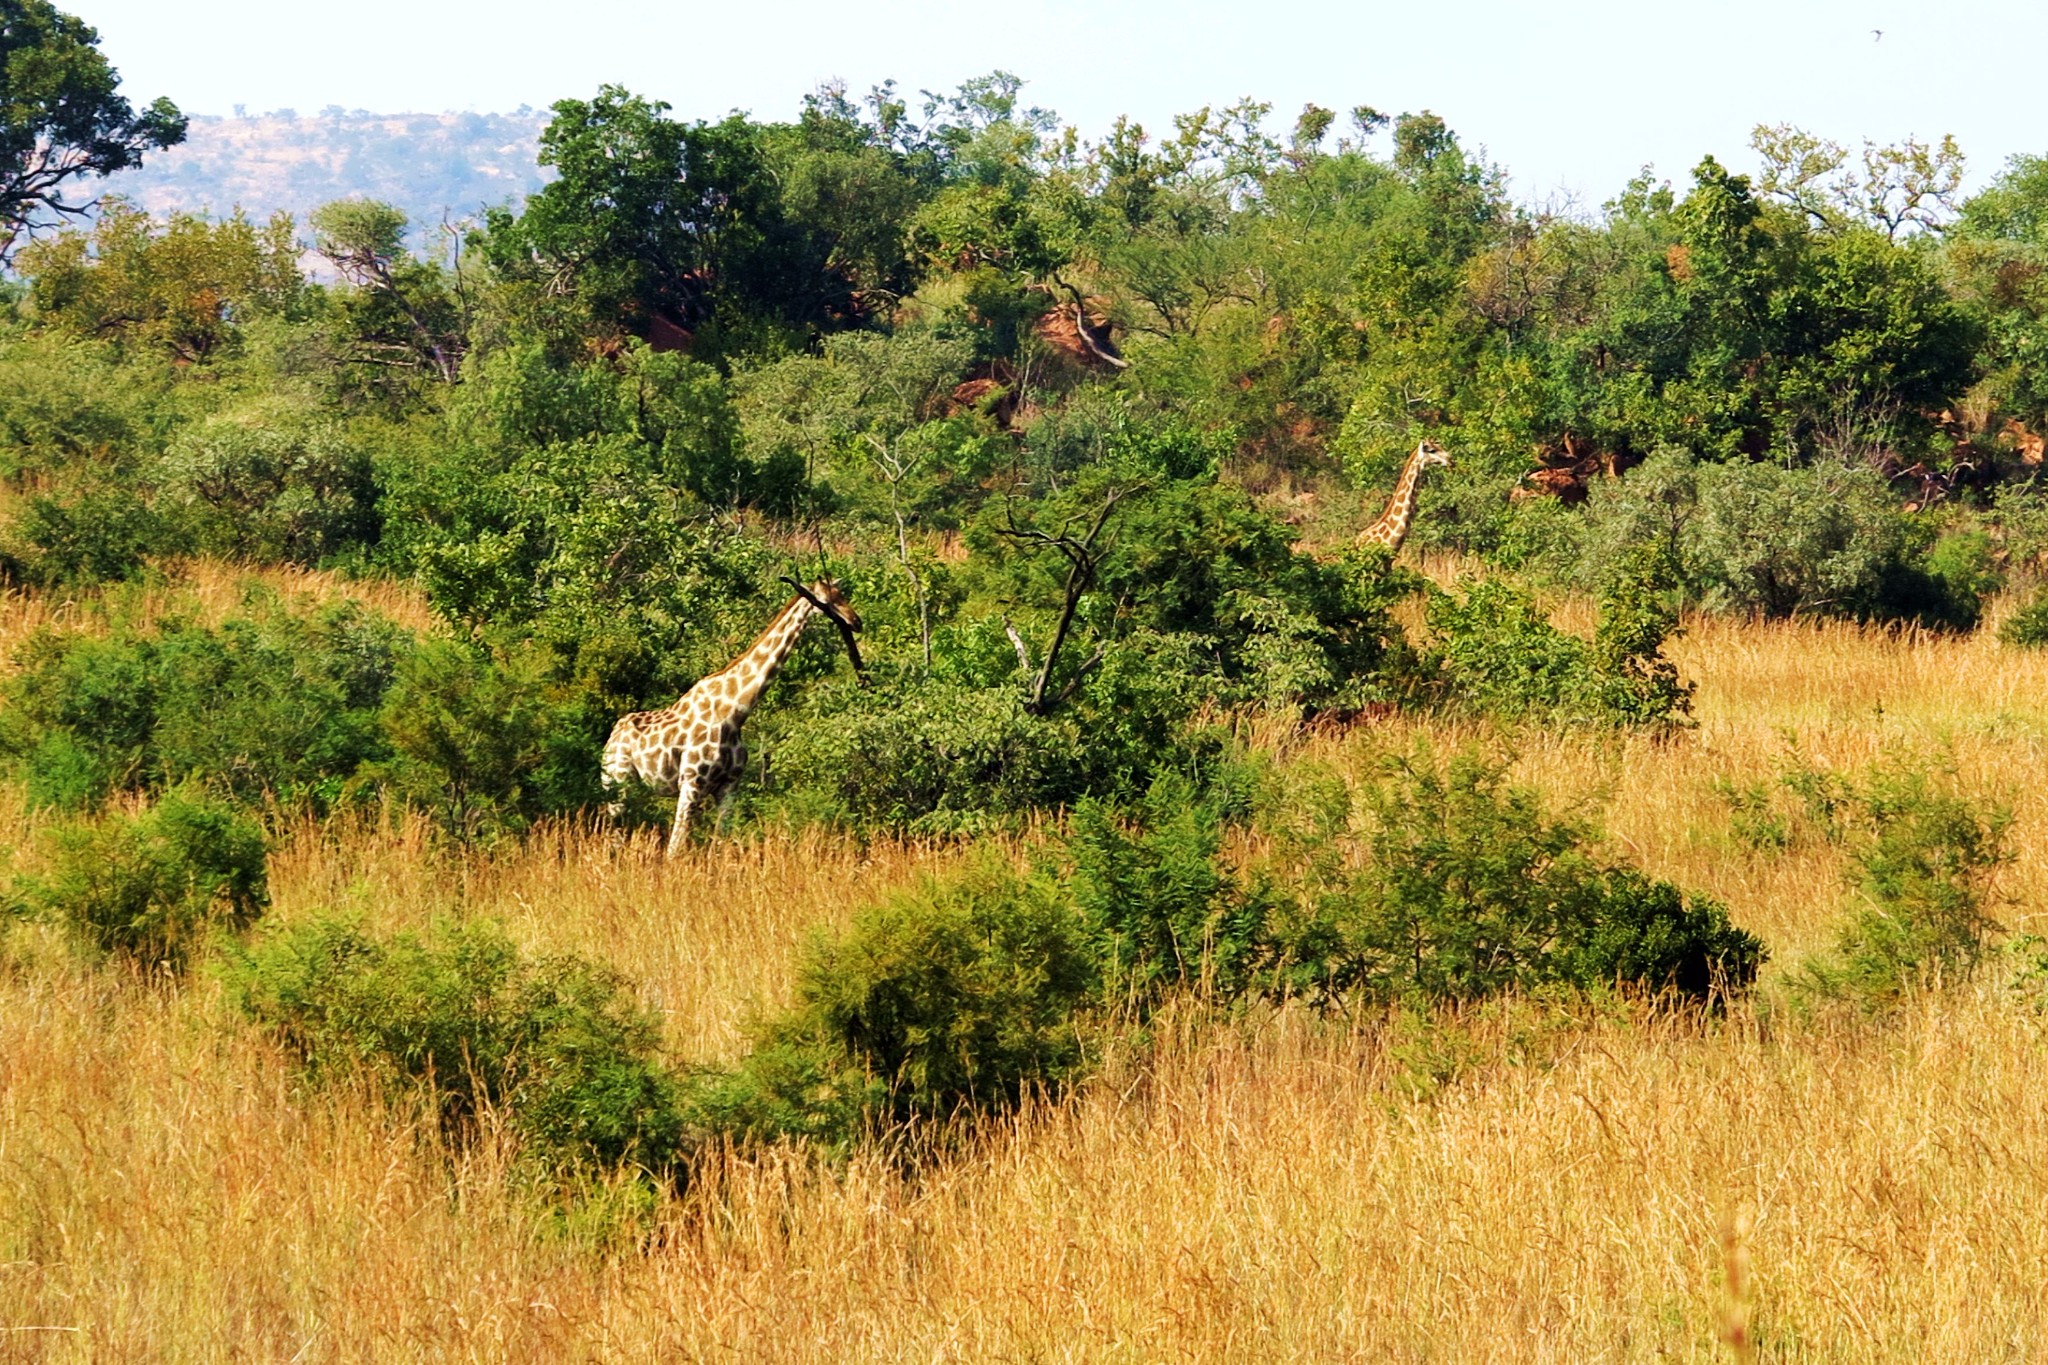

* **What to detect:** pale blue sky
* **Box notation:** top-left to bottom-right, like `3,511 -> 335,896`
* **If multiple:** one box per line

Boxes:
73,0 -> 2048,206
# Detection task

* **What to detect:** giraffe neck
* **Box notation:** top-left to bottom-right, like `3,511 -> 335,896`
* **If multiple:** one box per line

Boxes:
1364,448 -> 1429,550
714,594 -> 818,717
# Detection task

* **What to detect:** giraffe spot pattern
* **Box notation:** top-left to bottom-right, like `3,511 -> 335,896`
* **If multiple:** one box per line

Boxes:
599,590 -> 842,853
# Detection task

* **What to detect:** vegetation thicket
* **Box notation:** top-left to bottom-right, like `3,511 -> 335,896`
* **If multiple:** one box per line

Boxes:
5,6 -> 2048,1356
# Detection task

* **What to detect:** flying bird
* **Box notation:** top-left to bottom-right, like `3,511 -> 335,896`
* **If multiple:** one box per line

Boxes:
1871,28 -> 1883,40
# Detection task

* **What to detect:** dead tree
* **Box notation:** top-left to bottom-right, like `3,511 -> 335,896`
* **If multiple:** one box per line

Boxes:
991,481 -> 1148,715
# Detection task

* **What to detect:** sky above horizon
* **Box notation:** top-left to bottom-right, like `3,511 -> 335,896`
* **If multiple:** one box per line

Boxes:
73,0 -> 2048,208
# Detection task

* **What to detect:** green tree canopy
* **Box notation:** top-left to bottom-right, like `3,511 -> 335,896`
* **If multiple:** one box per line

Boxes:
1,0 -> 185,260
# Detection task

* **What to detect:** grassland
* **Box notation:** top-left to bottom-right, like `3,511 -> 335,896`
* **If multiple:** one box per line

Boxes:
5,568 -> 2048,1361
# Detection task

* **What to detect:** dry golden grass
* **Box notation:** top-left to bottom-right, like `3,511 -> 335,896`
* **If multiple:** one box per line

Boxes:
0,558 -> 443,679
7,578 -> 2048,1360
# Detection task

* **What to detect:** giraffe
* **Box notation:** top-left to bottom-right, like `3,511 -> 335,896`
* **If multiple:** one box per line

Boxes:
1356,438 -> 1452,552
600,580 -> 860,855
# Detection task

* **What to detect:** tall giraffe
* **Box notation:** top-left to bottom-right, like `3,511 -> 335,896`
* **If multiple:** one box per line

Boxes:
1357,438 -> 1452,552
601,580 -> 860,855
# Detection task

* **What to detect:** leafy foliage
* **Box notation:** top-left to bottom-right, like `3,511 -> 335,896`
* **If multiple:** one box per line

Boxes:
12,787 -> 266,966
687,858 -> 1097,1151
1998,585 -> 2048,649
229,917 -> 686,1174
1262,746 -> 1763,1004
158,405 -> 377,563
1067,772 -> 1261,1005
1423,552 -> 1691,728
0,0 -> 186,260
0,595 -> 410,809
1796,757 -> 2013,1006
1537,450 -> 1993,627
370,639 -> 563,841
18,199 -> 299,360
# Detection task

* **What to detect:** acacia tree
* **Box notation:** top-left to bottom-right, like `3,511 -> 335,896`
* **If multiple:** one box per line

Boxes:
1,0 -> 185,261
310,199 -> 468,384
1751,123 -> 1965,238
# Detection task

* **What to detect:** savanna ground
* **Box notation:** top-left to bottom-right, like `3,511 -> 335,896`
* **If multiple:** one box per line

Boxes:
5,564 -> 2047,1364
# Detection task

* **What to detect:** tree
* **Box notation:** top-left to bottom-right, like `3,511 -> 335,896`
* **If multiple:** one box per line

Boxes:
17,199 -> 299,362
736,330 -> 985,665
0,0 -> 185,261
480,85 -> 932,363
1751,123 -> 1964,238
310,199 -> 468,385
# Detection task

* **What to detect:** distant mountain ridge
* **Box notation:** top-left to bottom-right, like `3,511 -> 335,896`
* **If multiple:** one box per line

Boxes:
113,109 -> 552,240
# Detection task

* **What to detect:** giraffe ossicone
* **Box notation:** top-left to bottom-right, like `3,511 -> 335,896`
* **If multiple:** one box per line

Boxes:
600,579 -> 861,856
1357,438 -> 1453,553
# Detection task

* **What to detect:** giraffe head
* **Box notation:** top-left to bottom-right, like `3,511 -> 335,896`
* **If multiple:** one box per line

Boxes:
1416,438 -> 1452,469
808,578 -> 862,632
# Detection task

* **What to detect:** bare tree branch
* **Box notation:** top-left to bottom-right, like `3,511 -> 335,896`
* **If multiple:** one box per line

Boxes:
990,481 -> 1147,713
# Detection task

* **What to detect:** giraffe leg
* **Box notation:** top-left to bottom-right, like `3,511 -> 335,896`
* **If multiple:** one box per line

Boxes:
712,740 -> 745,834
666,780 -> 699,858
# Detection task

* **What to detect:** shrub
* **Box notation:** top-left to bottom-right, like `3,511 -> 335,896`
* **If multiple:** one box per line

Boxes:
1265,746 -> 1763,1004
229,917 -> 686,1174
766,637 -> 1211,832
1426,580 -> 1596,721
1552,450 -> 1993,627
1588,544 -> 1694,725
13,789 -> 267,967
0,334 -> 167,482
1424,563 -> 1690,728
1802,758 -> 2012,1005
157,409 -> 377,564
767,679 -> 1086,831
0,484 -> 177,587
1067,772 -> 1264,1006
687,858 -> 1097,1151
0,596 -> 411,810
373,640 -> 559,840
1998,584 -> 2048,648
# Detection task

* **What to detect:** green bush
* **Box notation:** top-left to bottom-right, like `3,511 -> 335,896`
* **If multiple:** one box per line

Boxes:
229,917 -> 686,1174
767,679 -> 1085,831
766,636 -> 1212,832
1998,584 -> 2048,648
0,596 -> 411,810
0,484 -> 179,587
13,789 -> 267,967
1424,562 -> 1690,728
373,640 -> 567,840
1802,758 -> 2012,1005
1264,746 -> 1763,1004
1426,580 -> 1595,721
1067,772 -> 1263,1006
157,409 -> 377,564
1588,544 -> 1695,725
688,745 -> 1761,1158
0,334 -> 169,482
1546,451 -> 1995,627
687,858 -> 1097,1152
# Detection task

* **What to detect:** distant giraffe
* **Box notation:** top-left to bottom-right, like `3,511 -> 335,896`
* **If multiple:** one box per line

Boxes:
1357,438 -> 1453,553
601,580 -> 860,855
